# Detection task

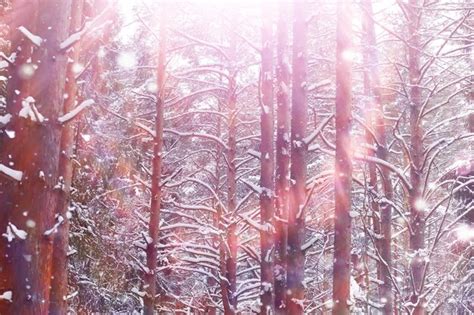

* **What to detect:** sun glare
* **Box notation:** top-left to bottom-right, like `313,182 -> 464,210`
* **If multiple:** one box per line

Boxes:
117,52 -> 137,69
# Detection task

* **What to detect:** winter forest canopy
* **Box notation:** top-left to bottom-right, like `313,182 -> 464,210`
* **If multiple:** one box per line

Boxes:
0,0 -> 473,314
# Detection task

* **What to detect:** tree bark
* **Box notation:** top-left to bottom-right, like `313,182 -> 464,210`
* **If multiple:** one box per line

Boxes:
287,0 -> 307,313
0,1 -> 72,313
144,6 -> 167,315
222,24 -> 239,313
274,0 -> 290,312
332,0 -> 353,314
49,1 -> 84,313
407,1 -> 426,314
361,0 -> 394,313
224,80 -> 238,315
259,4 -> 275,314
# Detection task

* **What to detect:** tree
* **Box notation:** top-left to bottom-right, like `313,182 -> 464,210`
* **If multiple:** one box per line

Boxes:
406,1 -> 426,313
360,0 -> 394,312
50,0 -> 85,313
274,0 -> 290,312
287,0 -> 308,313
259,2 -> 275,313
0,0 -> 72,312
332,0 -> 353,313
144,4 -> 167,314
0,1 -> 471,313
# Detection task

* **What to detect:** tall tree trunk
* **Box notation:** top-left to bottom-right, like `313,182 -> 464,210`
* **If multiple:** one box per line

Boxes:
287,0 -> 307,313
259,4 -> 275,314
225,80 -> 238,315
49,1 -> 84,313
144,6 -> 167,314
361,0 -> 394,312
407,1 -> 426,313
274,0 -> 290,312
218,205 -> 233,314
332,0 -> 353,314
223,24 -> 239,313
0,0 -> 72,313
208,103 -> 224,315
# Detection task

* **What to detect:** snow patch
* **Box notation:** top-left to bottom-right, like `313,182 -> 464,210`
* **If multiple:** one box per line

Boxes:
0,164 -> 23,181
18,26 -> 43,47
60,26 -> 88,50
3,223 -> 28,242
44,215 -> 65,236
19,97 -> 45,122
0,114 -> 12,125
0,291 -> 12,302
5,130 -> 15,139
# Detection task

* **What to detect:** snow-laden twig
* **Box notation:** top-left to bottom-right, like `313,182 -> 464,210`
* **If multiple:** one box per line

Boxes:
43,215 -> 64,236
58,99 -> 94,124
241,179 -> 262,194
60,28 -> 87,50
239,214 -> 274,233
18,26 -> 42,46
303,114 -> 334,145
60,5 -> 113,51
247,149 -> 261,159
354,153 -> 412,191
164,129 -> 228,150
0,164 -> 23,181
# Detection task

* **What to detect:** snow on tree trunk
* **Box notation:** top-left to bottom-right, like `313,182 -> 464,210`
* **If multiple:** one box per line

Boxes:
407,1 -> 426,313
361,0 -> 394,312
274,0 -> 290,312
144,6 -> 166,314
224,80 -> 238,315
49,1 -> 85,313
287,0 -> 307,313
0,0 -> 72,313
259,4 -> 275,313
332,0 -> 353,314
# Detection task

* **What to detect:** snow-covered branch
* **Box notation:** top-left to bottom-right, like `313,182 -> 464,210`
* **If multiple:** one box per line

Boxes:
18,26 -> 42,46
58,99 -> 95,124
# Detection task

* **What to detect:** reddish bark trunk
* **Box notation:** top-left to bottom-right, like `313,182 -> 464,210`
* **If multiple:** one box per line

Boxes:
222,21 -> 239,313
361,0 -> 394,312
287,0 -> 307,313
407,1 -> 426,314
0,1 -> 72,313
259,4 -> 275,313
49,1 -> 84,313
144,7 -> 167,315
332,0 -> 353,314
224,78 -> 238,314
274,0 -> 290,312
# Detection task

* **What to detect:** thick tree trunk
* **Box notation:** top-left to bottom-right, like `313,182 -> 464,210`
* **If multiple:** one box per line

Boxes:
407,1 -> 426,314
216,45 -> 239,315
361,0 -> 394,313
222,19 -> 239,314
259,5 -> 275,314
49,1 -> 84,313
144,6 -> 167,315
224,80 -> 238,314
208,104 -> 224,315
218,205 -> 233,314
0,1 -> 72,313
274,0 -> 290,312
287,0 -> 307,313
332,0 -> 353,314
